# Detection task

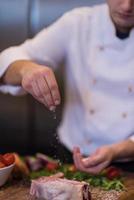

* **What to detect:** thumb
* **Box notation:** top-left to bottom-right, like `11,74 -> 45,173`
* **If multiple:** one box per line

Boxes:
82,153 -> 104,167
73,146 -> 81,154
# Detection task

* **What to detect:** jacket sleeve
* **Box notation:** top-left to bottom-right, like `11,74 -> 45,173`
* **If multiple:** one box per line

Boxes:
0,11 -> 74,95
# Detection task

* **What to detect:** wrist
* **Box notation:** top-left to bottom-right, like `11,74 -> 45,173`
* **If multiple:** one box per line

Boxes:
19,60 -> 37,80
109,140 -> 134,161
109,144 -> 119,161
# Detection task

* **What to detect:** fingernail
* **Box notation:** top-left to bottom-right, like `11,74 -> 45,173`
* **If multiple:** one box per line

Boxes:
83,158 -> 89,164
83,159 -> 89,167
50,106 -> 56,111
55,100 -> 60,106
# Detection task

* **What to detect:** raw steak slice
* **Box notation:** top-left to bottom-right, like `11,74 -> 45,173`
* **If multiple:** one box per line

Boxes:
30,175 -> 91,200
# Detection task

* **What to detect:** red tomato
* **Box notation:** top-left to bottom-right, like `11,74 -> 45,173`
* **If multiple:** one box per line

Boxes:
0,161 -> 6,168
0,155 -> 6,164
3,153 -> 15,166
46,162 -> 58,171
106,167 -> 121,180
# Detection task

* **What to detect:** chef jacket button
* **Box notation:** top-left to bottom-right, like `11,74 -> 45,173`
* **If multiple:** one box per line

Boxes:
128,86 -> 133,93
89,109 -> 95,115
98,45 -> 105,51
86,139 -> 92,145
122,112 -> 128,118
92,78 -> 97,85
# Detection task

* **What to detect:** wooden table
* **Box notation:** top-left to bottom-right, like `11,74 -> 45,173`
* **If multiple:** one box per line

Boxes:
0,174 -> 134,200
0,181 -> 30,200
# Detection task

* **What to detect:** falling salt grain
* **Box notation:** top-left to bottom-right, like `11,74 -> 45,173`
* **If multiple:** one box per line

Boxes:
50,106 -> 57,119
53,113 -> 57,120
55,136 -> 59,141
52,109 -> 57,120
58,161 -> 62,166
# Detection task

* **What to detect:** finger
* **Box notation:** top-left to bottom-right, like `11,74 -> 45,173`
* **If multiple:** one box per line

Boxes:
82,155 -> 102,168
73,147 -> 81,169
73,147 -> 85,171
73,147 -> 80,169
83,160 -> 109,175
73,146 -> 80,154
44,70 -> 61,106
82,151 -> 105,168
31,80 -> 48,106
37,76 -> 55,110
76,152 -> 86,171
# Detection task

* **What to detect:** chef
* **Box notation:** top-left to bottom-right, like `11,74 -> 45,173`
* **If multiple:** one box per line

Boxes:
0,0 -> 134,174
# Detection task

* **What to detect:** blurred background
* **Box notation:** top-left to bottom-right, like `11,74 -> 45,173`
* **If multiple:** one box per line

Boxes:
0,0 -> 105,155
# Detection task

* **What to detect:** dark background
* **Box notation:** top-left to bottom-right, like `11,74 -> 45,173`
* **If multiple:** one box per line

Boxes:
0,0 -> 105,155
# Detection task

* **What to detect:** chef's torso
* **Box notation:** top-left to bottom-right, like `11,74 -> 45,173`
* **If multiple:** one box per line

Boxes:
58,4 -> 134,155
0,4 -> 134,155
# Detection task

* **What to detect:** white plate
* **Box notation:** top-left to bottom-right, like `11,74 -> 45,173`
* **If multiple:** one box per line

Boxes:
0,163 -> 15,186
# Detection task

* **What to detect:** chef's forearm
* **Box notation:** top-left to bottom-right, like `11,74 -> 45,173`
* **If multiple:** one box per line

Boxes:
1,60 -> 37,85
111,139 -> 134,161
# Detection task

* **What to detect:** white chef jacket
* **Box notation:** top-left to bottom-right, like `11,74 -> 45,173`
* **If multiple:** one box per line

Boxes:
0,4 -> 134,155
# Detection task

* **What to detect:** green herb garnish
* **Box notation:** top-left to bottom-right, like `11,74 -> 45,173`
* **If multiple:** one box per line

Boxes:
29,164 -> 125,191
